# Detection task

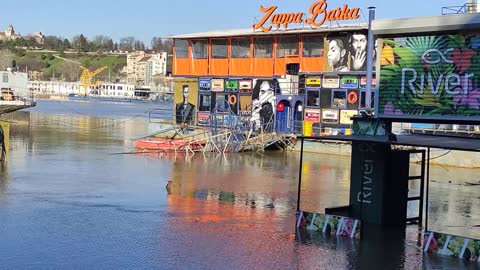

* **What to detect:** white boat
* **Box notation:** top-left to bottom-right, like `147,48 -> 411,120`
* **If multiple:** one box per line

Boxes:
0,68 -> 36,114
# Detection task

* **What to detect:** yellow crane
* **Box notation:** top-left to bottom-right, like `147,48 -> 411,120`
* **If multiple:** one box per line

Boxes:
78,66 -> 108,96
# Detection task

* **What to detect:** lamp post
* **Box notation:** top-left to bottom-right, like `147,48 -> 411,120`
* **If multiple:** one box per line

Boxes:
365,7 -> 376,110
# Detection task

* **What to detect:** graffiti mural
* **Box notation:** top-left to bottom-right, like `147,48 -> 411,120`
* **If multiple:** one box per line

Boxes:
174,78 -> 199,125
251,79 -> 277,131
378,33 -> 480,121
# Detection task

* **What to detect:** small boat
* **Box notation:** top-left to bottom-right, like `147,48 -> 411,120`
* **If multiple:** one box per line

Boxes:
135,137 -> 204,152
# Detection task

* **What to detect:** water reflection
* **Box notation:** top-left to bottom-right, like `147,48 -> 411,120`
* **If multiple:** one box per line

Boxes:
0,101 -> 478,269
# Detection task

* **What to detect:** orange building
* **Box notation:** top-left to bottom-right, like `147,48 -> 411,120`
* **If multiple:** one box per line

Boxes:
171,2 -> 375,136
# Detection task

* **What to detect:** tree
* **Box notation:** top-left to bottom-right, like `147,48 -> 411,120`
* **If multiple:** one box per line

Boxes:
79,34 -> 87,52
62,38 -> 71,50
58,61 -> 81,81
107,39 -> 114,51
151,36 -> 173,54
113,42 -> 118,51
119,36 -> 135,52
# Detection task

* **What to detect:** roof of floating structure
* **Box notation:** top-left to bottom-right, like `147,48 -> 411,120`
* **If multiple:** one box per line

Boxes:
298,134 -> 480,152
372,13 -> 480,35
170,23 -> 368,39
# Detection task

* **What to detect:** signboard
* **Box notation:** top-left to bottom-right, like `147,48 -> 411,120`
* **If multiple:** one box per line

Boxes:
254,1 -> 360,32
225,79 -> 238,92
360,75 -> 376,87
321,109 -> 338,123
340,109 -> 358,124
199,79 -> 211,91
306,76 -> 322,87
322,75 -> 340,88
173,78 -> 198,125
340,75 -> 359,89
304,108 -> 321,122
211,79 -> 224,92
239,79 -> 253,93
197,112 -> 211,126
378,33 -> 480,121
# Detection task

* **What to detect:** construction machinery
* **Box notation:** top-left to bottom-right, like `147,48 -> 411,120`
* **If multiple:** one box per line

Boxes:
78,66 -> 107,96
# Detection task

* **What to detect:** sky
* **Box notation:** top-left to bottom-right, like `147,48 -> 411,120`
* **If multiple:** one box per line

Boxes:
0,0 -> 471,45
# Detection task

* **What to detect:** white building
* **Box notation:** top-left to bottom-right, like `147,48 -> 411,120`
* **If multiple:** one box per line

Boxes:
125,51 -> 167,85
29,81 -> 135,97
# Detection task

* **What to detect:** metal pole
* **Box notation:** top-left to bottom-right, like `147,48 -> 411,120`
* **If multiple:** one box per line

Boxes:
365,7 -> 376,109
425,147 -> 431,232
296,137 -> 305,212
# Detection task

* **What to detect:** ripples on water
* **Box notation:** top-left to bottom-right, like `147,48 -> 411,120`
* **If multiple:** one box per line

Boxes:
0,100 -> 478,269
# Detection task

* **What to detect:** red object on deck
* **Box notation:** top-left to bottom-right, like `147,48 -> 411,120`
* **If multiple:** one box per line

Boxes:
135,138 -> 204,152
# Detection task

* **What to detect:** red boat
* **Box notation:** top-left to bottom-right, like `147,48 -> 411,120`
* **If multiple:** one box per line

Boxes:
135,138 -> 204,152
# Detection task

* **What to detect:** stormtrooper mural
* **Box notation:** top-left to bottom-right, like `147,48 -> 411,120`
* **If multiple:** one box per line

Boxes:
251,80 -> 277,132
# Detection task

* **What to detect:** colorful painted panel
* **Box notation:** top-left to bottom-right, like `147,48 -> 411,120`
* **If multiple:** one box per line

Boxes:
424,231 -> 480,263
197,112 -> 210,126
306,76 -> 322,87
360,75 -> 376,87
296,211 -> 361,239
304,108 -> 320,122
174,78 -> 199,125
340,110 -> 358,124
199,79 -> 211,91
378,33 -> 480,121
351,118 -> 386,135
211,79 -> 224,92
322,75 -> 340,88
225,79 -> 238,92
340,75 -> 359,89
321,109 -> 339,124
239,79 -> 253,93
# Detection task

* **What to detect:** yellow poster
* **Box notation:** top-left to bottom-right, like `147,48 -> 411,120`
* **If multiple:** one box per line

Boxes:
174,78 -> 199,125
0,121 -> 9,160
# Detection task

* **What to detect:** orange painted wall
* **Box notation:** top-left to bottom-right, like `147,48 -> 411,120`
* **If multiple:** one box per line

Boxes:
301,57 -> 324,73
191,59 -> 209,76
209,59 -> 229,76
174,58 -> 191,76
229,58 -> 252,76
252,58 -> 274,77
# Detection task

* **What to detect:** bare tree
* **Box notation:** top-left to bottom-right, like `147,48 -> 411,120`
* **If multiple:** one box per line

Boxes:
58,61 -> 81,81
0,49 -> 14,71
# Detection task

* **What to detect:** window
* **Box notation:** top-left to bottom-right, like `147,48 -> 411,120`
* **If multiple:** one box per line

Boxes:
175,39 -> 188,58
306,90 -> 320,107
302,35 -> 324,57
231,38 -> 250,58
360,90 -> 376,109
276,36 -> 299,58
2,73 -> 8,83
254,37 -> 273,58
211,39 -> 228,59
331,89 -> 347,109
192,40 -> 207,59
199,94 -> 211,112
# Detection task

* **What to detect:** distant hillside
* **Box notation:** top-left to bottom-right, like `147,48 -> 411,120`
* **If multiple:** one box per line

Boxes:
14,51 -> 126,82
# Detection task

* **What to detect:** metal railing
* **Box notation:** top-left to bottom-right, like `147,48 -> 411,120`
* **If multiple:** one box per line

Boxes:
442,3 -> 477,15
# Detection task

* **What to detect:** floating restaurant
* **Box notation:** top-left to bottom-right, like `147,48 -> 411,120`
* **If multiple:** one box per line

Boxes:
170,1 -> 375,136
169,0 -> 480,264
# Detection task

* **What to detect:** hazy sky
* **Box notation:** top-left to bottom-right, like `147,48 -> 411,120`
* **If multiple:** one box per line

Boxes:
0,0 -> 470,44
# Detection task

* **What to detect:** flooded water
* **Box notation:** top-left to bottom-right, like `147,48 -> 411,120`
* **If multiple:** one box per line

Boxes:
0,100 -> 479,269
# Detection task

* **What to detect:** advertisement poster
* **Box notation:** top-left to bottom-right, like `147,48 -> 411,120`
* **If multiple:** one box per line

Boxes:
323,32 -> 376,72
322,75 -> 340,88
360,75 -> 376,87
379,33 -> 480,121
174,78 -> 198,124
211,79 -> 224,92
304,108 -> 321,122
340,110 -> 358,124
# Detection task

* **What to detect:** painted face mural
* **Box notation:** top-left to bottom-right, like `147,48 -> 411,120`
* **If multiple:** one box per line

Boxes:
326,36 -> 349,72
174,78 -> 198,125
251,80 -> 277,131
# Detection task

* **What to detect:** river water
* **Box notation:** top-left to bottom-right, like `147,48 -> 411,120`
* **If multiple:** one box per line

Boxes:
0,100 -> 479,269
